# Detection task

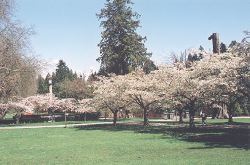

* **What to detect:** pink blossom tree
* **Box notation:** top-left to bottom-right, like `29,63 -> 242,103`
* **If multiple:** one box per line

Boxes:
92,76 -> 129,126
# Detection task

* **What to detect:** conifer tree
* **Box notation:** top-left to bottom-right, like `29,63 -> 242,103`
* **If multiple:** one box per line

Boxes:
97,0 -> 151,75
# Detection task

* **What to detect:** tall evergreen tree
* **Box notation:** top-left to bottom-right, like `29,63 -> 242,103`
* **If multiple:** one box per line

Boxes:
55,60 -> 71,83
97,0 -> 151,75
37,75 -> 48,94
46,60 -> 78,98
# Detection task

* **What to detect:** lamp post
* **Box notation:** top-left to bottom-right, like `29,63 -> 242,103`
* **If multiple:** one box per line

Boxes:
84,111 -> 87,123
48,76 -> 54,122
48,78 -> 53,100
64,112 -> 68,128
64,78 -> 68,127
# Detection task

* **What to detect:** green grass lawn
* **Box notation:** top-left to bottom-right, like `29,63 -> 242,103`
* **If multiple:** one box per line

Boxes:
0,122 -> 249,165
206,118 -> 250,124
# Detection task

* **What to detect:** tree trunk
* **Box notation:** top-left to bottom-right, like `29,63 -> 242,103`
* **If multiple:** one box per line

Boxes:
113,111 -> 118,126
143,108 -> 149,126
125,110 -> 129,118
227,105 -> 234,123
189,110 -> 195,128
228,114 -> 233,123
104,112 -> 107,121
208,33 -> 220,54
179,109 -> 183,123
16,117 -> 20,125
15,112 -> 21,125
188,101 -> 196,128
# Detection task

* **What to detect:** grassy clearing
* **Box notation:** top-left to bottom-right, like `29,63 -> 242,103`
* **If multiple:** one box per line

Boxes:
0,121 -> 249,165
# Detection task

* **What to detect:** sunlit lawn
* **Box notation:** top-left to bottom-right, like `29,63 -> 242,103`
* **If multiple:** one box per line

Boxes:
0,119 -> 249,165
205,118 -> 250,124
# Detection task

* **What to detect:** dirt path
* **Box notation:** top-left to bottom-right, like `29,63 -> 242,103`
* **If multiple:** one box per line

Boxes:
0,122 -> 113,130
1,117 -> 249,130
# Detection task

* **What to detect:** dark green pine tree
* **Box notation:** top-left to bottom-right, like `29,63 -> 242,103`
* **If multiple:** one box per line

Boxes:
37,75 -> 48,94
50,60 -> 77,98
220,42 -> 227,53
97,0 -> 151,75
143,59 -> 158,74
55,60 -> 70,83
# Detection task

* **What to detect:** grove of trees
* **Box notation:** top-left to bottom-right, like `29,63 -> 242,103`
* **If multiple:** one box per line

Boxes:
92,47 -> 249,127
37,60 -> 93,100
0,0 -> 249,129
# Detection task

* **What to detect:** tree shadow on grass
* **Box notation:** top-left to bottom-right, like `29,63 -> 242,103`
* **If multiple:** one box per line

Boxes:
165,126 -> 250,150
75,122 -> 250,150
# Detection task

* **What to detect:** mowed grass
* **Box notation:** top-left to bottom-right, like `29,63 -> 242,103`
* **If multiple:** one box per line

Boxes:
0,122 -> 249,165
206,118 -> 250,124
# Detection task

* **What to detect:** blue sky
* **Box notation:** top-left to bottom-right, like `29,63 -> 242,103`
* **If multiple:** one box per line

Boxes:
16,0 -> 250,75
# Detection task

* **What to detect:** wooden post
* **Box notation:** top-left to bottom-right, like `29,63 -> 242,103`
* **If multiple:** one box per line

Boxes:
208,33 -> 220,54
84,111 -> 86,123
64,112 -> 67,128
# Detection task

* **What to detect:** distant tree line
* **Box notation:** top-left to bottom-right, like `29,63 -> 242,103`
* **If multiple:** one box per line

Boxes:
37,60 -> 93,100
